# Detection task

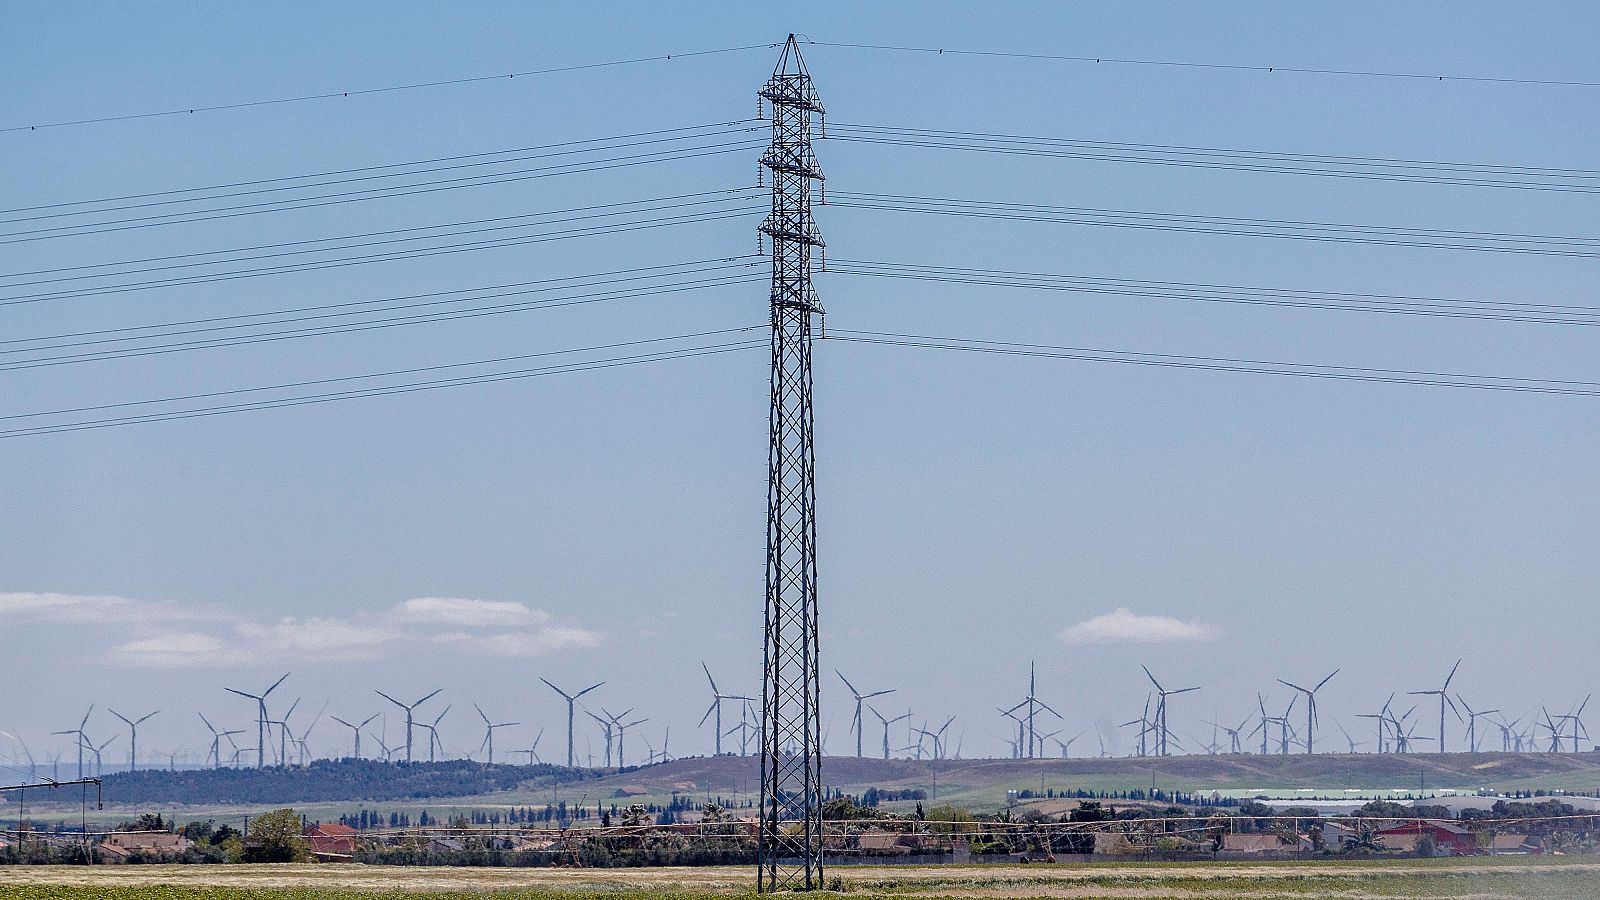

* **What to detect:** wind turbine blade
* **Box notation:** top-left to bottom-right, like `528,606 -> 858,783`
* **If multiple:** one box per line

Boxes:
1277,680 -> 1308,694
1443,658 -> 1462,690
835,670 -> 859,697
699,702 -> 717,728
415,688 -> 443,706
1315,669 -> 1340,691
574,682 -> 604,699
703,662 -> 719,694
264,673 -> 291,697
1142,665 -> 1163,692
375,690 -> 403,709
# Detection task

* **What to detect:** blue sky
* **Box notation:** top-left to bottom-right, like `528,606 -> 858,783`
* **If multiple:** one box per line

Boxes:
2,3 -> 1597,769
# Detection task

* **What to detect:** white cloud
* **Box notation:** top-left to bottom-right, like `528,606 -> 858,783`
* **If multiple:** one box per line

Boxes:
81,593 -> 599,667
1059,608 -> 1216,644
111,632 -> 229,666
235,617 -> 400,654
0,591 -> 171,624
394,597 -> 551,628
430,626 -> 601,657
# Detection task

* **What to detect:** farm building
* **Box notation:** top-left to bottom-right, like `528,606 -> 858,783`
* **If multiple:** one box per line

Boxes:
1487,833 -> 1546,855
96,832 -> 190,862
1220,833 -> 1297,854
1375,820 -> 1476,855
303,822 -> 357,859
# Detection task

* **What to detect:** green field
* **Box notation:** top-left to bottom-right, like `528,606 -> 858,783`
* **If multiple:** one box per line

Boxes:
4,859 -> 1600,898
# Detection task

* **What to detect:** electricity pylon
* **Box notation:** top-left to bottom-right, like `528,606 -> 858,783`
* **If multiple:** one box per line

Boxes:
757,33 -> 826,894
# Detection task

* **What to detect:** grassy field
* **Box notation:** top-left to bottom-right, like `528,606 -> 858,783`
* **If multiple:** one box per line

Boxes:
3,859 -> 1600,898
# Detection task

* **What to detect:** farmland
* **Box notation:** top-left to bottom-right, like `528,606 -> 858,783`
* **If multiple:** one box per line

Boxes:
3,858 -> 1600,898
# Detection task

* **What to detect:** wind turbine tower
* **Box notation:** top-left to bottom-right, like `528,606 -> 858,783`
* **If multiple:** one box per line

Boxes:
1276,669 -> 1338,755
541,678 -> 602,768
375,687 -> 443,763
224,672 -> 289,768
836,670 -> 893,758
107,708 -> 159,772
1408,659 -> 1463,754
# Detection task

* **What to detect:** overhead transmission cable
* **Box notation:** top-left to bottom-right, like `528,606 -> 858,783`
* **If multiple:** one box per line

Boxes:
825,123 -> 1600,194
0,264 -> 765,371
3,43 -> 778,133
0,133 -> 763,244
829,192 -> 1600,258
830,329 -> 1600,398
2,257 -> 761,350
1,120 -> 757,218
0,191 -> 764,306
827,259 -> 1600,327
805,40 -> 1600,89
0,329 -> 767,439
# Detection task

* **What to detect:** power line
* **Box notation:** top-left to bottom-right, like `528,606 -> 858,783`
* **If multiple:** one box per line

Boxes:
826,259 -> 1600,327
826,123 -> 1600,194
0,270 -> 764,372
0,200 -> 762,307
1,120 -> 758,218
0,329 -> 766,438
829,192 -> 1600,258
2,190 -> 759,282
830,329 -> 1600,398
806,40 -> 1600,89
2,257 -> 761,349
4,43 -> 778,134
0,140 -> 762,245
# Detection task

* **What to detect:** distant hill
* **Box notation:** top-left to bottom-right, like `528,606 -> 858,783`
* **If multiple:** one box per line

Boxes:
65,751 -> 1600,813
97,758 -> 595,805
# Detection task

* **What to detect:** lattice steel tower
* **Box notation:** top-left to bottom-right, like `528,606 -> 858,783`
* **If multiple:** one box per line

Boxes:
757,34 -> 825,893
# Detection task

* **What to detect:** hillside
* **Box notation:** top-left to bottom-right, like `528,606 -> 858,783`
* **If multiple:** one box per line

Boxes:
21,751 -> 1600,828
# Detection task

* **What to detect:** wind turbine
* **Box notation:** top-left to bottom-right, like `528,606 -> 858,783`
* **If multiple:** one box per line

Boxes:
1492,713 -> 1527,753
107,708 -> 159,772
835,669 -> 893,758
1335,720 -> 1365,754
473,703 -> 518,765
270,698 -> 300,767
869,706 -> 911,760
224,672 -> 289,768
1408,659 -> 1463,754
375,688 -> 442,763
84,734 -> 115,777
516,728 -> 545,765
603,708 -> 646,767
1276,669 -> 1338,755
1555,696 -> 1591,753
1206,716 -> 1250,754
1142,666 -> 1198,757
915,716 -> 956,760
330,713 -> 378,760
1010,663 -> 1060,758
1356,693 -> 1396,754
1053,728 -> 1089,758
999,705 -> 1027,759
51,705 -> 95,778
418,706 -> 450,763
292,700 -> 327,766
197,711 -> 241,768
1454,695 -> 1500,753
700,664 -> 752,756
586,711 -> 616,767
540,678 -> 602,768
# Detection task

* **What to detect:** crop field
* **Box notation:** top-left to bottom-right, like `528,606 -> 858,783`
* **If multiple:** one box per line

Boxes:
3,859 -> 1600,899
